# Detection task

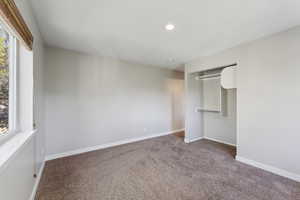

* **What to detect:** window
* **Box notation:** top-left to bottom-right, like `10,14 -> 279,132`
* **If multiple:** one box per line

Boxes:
0,23 -> 16,135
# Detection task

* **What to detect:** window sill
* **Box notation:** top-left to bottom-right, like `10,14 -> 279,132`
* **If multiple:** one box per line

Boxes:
0,130 -> 36,172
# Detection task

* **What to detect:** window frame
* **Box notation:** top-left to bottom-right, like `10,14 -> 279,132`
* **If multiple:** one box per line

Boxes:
0,22 -> 18,140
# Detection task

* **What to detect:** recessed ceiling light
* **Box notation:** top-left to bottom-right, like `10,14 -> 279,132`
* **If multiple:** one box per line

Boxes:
165,23 -> 175,31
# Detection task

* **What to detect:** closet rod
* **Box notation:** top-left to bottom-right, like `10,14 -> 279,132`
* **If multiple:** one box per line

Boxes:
195,73 -> 221,80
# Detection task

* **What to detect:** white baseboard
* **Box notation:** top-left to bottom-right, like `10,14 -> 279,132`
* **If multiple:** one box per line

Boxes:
184,136 -> 203,143
236,156 -> 300,183
203,136 -> 236,147
184,136 -> 236,146
46,129 -> 184,161
29,160 -> 45,200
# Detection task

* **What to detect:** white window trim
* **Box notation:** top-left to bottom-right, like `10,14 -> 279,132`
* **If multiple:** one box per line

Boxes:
8,35 -> 17,134
0,22 -> 36,171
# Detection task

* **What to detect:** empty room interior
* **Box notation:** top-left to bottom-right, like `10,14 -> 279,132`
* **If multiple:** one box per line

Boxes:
0,0 -> 300,199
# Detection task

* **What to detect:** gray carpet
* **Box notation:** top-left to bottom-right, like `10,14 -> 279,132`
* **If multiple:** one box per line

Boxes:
36,134 -> 300,200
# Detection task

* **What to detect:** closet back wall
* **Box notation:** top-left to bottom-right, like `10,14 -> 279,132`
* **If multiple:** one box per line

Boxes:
203,89 -> 236,146
44,47 -> 184,157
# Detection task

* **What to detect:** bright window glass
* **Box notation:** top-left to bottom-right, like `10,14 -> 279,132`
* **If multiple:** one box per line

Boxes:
0,24 -> 9,134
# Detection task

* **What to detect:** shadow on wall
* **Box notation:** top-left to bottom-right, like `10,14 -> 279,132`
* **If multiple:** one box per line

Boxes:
167,78 -> 185,131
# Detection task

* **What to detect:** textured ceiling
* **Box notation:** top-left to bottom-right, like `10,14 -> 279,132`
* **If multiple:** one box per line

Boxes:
30,0 -> 300,69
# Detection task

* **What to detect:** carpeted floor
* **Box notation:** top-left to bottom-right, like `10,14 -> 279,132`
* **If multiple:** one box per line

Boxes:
36,134 -> 300,200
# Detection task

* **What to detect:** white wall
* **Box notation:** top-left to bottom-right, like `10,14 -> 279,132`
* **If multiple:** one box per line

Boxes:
0,136 -> 35,200
0,0 -> 45,199
44,47 -> 184,156
186,26 -> 300,179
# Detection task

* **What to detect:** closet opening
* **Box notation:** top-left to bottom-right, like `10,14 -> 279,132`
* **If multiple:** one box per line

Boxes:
185,64 -> 237,158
